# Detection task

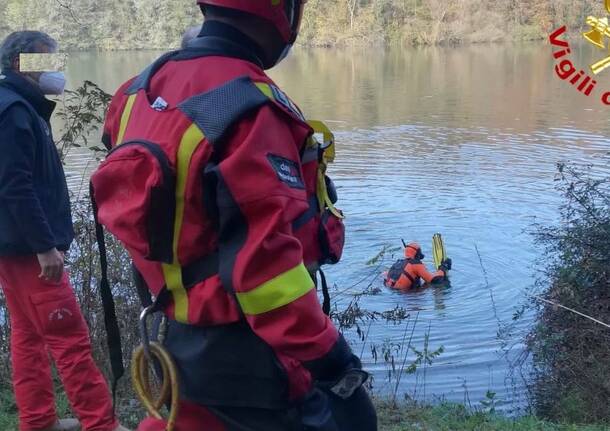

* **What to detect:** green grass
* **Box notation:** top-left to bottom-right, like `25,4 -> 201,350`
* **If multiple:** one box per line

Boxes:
1,386 -> 608,431
377,402 -> 609,431
0,384 -> 72,431
0,385 -> 18,431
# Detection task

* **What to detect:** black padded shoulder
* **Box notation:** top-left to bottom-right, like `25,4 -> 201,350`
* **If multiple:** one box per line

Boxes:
178,76 -> 269,145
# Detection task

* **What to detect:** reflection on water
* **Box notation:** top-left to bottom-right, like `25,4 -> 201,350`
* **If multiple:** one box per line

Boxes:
62,44 -> 610,411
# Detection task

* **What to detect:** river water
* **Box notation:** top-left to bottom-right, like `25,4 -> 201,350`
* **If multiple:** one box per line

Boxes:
61,44 -> 610,412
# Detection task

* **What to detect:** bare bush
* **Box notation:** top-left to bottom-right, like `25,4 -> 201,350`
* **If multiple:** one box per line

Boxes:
525,163 -> 610,423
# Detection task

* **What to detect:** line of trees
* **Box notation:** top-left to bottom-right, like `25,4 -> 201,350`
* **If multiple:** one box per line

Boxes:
300,0 -> 609,46
0,0 -> 608,50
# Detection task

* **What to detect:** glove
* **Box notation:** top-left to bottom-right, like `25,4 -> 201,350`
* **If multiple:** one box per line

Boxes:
301,388 -> 339,431
303,334 -> 369,402
440,258 -> 452,272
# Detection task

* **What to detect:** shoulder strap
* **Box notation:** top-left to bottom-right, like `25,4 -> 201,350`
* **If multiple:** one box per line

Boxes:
402,268 -> 416,285
318,268 -> 331,316
124,35 -> 265,96
89,182 -> 124,410
125,51 -> 180,95
178,76 -> 269,146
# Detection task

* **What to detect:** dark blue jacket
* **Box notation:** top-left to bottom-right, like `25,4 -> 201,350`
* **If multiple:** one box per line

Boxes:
0,70 -> 73,256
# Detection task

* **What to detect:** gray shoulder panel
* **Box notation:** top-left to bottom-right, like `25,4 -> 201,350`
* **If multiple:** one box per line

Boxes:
178,76 -> 269,145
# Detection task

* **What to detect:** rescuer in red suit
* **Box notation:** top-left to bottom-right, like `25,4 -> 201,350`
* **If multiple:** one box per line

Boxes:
99,1 -> 377,430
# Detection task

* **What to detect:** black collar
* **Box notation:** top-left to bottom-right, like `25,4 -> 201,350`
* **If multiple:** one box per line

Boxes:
192,20 -> 266,68
126,21 -> 269,95
0,69 -> 56,121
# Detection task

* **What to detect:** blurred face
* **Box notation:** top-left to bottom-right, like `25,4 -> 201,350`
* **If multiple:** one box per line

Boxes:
12,42 -> 56,83
11,41 -> 66,95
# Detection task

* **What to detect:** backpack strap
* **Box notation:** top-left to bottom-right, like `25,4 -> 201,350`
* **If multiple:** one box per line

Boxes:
318,268 -> 331,316
124,36 -> 267,96
89,182 -> 124,411
402,269 -> 416,285
125,51 -> 181,95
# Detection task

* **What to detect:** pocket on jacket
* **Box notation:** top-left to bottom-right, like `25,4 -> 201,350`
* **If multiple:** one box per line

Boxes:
30,288 -> 84,336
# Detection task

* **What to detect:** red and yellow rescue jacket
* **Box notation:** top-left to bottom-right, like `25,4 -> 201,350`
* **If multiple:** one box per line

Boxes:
94,37 -> 350,404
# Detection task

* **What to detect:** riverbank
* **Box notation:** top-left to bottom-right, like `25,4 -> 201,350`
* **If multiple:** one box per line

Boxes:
1,387 -> 607,431
377,402 -> 608,430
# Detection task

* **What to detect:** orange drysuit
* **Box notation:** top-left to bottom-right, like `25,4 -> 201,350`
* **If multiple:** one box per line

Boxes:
391,260 -> 446,290
384,242 -> 446,290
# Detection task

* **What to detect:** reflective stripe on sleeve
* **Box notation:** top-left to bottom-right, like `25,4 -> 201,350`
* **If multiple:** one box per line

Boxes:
236,263 -> 314,315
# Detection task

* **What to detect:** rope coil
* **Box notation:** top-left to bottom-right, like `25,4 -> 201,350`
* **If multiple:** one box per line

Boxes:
132,342 -> 180,431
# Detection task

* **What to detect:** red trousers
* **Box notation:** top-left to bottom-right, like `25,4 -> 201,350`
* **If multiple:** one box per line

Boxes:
0,256 -> 117,431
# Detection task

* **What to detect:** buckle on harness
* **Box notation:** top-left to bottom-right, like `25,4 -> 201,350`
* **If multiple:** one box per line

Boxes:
139,305 -> 155,363
328,369 -> 369,400
134,305 -> 180,430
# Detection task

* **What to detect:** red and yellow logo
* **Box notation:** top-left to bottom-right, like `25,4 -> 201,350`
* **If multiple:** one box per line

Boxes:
583,0 -> 610,74
550,0 -> 610,105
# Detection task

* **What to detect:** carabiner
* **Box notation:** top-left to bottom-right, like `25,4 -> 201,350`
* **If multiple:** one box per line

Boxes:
139,305 -> 155,363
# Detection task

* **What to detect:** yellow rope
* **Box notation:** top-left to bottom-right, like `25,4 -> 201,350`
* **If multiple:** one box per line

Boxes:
131,342 -> 180,431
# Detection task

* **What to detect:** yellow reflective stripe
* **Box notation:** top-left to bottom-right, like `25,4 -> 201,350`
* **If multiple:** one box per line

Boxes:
116,94 -> 137,146
236,263 -> 314,315
162,123 -> 206,323
255,82 -> 274,100
161,263 -> 186,319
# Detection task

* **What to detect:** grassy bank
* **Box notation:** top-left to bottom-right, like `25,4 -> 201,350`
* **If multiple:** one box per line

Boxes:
1,386 -> 607,431
377,402 -> 608,431
523,164 -> 610,423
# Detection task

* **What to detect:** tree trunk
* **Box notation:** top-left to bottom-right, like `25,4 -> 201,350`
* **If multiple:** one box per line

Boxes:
347,0 -> 357,30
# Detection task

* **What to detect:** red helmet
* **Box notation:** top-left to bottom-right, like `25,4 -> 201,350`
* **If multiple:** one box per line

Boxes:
198,0 -> 306,44
405,243 -> 424,260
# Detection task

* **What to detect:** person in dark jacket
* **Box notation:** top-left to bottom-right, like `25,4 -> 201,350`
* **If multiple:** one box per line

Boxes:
0,31 -> 128,431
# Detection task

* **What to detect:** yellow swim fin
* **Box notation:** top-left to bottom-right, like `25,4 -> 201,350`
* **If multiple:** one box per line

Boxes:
432,233 -> 446,270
